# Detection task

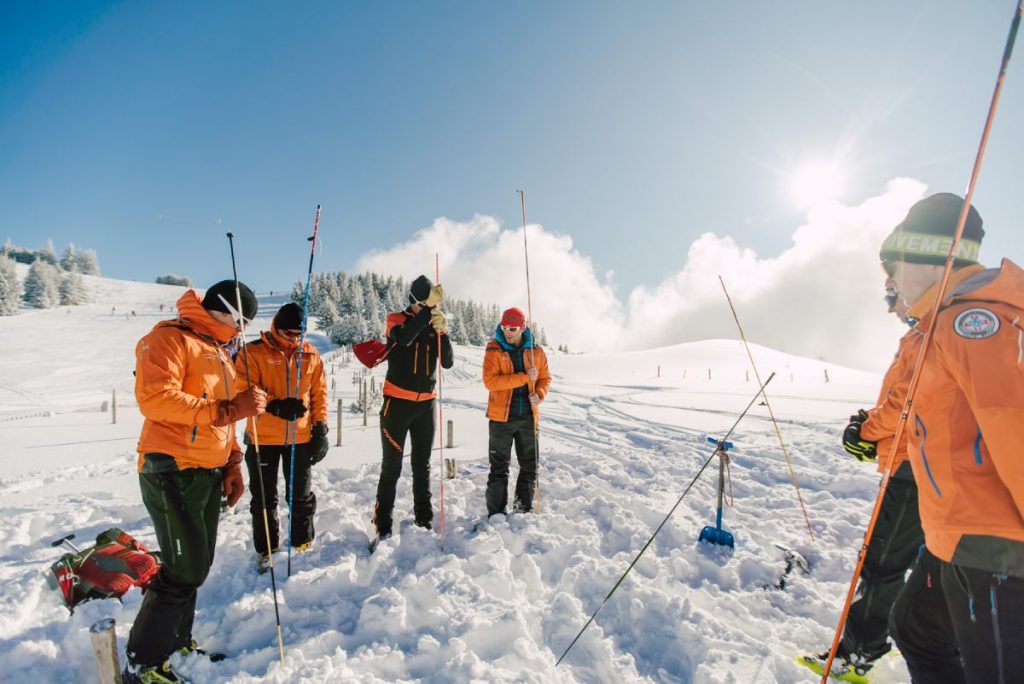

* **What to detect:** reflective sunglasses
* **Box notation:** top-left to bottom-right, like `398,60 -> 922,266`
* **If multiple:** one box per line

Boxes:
502,325 -> 523,333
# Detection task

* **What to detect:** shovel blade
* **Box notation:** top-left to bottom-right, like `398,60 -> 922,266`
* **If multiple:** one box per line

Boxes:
698,525 -> 735,548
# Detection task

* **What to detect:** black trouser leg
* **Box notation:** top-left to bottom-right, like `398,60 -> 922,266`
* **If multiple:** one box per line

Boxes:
375,398 -> 433,535
890,548 -> 965,684
940,560 -> 1024,684
282,443 -> 316,546
127,468 -> 222,666
512,416 -> 537,513
246,445 -> 281,555
486,420 -> 516,516
842,469 -> 924,661
408,402 -> 434,526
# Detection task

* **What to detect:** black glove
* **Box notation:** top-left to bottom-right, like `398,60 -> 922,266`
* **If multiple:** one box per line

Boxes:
843,409 -> 877,462
309,422 -> 329,465
266,398 -> 308,421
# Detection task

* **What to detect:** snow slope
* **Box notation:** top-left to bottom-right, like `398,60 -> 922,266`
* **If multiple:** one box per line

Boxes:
0,274 -> 911,683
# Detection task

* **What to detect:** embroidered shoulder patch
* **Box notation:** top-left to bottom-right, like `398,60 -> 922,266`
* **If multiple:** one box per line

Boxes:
953,308 -> 1000,339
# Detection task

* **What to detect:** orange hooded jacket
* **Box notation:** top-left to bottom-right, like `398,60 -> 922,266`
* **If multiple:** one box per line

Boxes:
906,259 -> 1024,576
861,326 -> 923,474
134,290 -> 242,471
234,324 -> 327,446
482,329 -> 551,422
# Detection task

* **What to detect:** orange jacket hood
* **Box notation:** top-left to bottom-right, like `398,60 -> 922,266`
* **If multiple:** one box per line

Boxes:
268,321 -> 302,353
907,264 -> 985,322
173,290 -> 240,345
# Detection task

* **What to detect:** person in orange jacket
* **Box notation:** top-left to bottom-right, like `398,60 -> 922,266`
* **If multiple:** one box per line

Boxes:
236,302 -> 329,565
876,193 -> 1024,684
483,307 -> 551,517
802,287 -> 926,681
125,280 -> 266,683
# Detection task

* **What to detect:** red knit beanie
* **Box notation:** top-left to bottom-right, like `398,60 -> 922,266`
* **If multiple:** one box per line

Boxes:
501,307 -> 526,327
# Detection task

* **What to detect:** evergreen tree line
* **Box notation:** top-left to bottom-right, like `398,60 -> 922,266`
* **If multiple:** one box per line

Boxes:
155,274 -> 194,287
0,239 -> 101,314
289,270 -> 548,347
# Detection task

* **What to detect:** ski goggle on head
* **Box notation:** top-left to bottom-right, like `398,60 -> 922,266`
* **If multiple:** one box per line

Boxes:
216,293 -> 254,328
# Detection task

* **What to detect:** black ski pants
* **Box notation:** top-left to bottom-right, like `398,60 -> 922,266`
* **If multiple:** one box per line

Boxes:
127,468 -> 221,667
486,415 -> 537,516
245,443 -> 316,555
840,465 -> 923,661
374,397 -> 434,535
891,547 -> 1024,683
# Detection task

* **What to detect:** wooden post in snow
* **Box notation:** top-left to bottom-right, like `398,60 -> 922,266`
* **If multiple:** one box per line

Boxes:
111,389 -> 117,425
90,618 -> 122,684
336,399 -> 342,446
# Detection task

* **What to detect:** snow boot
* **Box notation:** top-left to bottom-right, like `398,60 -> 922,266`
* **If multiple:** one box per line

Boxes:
797,651 -> 873,683
122,659 -> 190,684
179,639 -> 226,662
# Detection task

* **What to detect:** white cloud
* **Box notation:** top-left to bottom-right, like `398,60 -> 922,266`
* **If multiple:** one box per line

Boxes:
354,178 -> 929,371
354,214 -> 625,351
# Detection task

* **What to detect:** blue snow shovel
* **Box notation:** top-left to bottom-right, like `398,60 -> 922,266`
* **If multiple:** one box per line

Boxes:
698,437 -> 735,548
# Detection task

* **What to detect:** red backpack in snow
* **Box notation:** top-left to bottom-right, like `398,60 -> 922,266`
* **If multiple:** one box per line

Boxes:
353,339 -> 393,368
48,528 -> 161,613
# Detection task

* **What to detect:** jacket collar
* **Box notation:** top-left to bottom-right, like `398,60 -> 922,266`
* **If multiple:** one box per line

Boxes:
908,264 -> 986,321
494,325 -> 534,351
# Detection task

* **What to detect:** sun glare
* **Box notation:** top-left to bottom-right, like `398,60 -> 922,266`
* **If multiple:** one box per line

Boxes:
790,161 -> 844,208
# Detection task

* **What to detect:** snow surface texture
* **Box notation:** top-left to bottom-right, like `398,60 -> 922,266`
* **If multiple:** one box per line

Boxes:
0,274 -> 912,683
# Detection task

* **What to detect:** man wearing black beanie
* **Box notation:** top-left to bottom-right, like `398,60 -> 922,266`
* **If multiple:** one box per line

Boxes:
125,279 -> 266,682
235,302 -> 329,570
371,274 -> 453,542
872,193 -> 1024,684
201,279 -> 259,324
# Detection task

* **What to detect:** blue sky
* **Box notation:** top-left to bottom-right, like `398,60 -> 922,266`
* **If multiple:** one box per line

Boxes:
2,1 -> 1022,300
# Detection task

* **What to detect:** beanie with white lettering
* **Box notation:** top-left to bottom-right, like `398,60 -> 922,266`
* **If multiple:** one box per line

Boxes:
879,192 -> 984,267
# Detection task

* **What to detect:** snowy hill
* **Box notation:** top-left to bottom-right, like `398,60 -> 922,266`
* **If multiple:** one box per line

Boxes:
0,274 -> 911,682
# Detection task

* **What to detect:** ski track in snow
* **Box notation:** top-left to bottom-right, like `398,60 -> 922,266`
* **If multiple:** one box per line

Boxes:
0,276 -> 912,683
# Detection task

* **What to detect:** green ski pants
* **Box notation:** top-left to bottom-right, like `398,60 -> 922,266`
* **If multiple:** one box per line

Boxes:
126,466 -> 222,666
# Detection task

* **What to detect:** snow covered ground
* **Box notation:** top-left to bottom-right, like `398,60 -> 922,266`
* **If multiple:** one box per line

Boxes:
0,274 -> 912,683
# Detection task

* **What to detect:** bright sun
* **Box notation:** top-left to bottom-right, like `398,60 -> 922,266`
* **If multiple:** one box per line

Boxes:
790,161 -> 844,208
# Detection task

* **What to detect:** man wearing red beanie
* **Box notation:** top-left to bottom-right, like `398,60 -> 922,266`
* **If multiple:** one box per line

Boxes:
482,307 -> 551,517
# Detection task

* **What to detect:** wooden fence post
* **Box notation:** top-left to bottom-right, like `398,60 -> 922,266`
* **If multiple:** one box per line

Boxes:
111,389 -> 117,424
336,399 -> 342,446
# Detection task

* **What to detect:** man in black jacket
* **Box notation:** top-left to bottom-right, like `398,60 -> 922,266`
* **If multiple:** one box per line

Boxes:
373,275 -> 453,539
